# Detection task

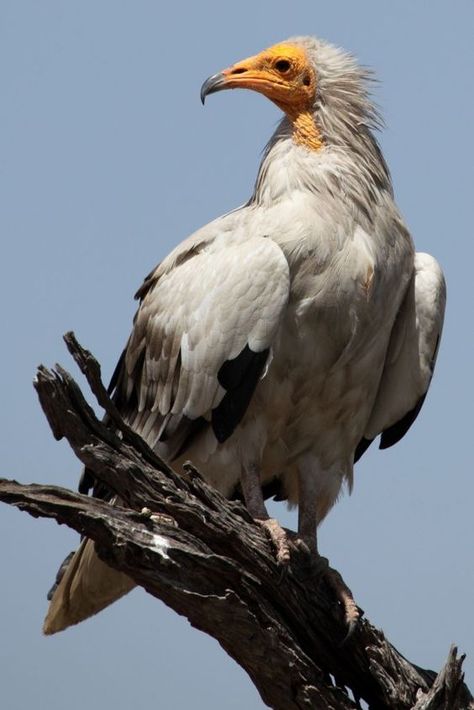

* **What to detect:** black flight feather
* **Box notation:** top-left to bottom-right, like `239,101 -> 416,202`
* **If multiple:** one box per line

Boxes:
212,345 -> 269,443
353,436 -> 374,463
379,393 -> 427,450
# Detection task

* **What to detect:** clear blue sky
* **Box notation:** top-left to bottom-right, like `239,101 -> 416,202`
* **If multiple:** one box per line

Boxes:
1,2 -> 473,707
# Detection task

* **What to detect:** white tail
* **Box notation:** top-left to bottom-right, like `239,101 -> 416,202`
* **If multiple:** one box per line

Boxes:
43,538 -> 135,635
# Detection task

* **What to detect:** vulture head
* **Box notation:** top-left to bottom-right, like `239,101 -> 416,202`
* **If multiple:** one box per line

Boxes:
201,37 -> 384,159
201,41 -> 317,119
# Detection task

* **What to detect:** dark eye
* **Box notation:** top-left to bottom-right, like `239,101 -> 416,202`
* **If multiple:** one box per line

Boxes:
274,59 -> 291,73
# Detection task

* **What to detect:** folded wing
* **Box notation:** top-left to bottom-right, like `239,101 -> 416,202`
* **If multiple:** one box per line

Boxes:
355,252 -> 446,460
45,234 -> 290,634
112,234 -> 291,459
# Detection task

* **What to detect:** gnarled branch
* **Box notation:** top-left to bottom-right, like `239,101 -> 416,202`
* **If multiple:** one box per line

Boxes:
0,334 -> 472,710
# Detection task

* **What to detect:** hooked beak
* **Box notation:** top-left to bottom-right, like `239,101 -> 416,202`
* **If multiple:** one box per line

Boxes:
199,45 -> 314,113
200,55 -> 262,105
200,72 -> 228,105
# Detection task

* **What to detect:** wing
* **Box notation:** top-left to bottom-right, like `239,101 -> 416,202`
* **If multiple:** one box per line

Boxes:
111,234 -> 290,458
61,231 -> 290,634
355,252 -> 446,461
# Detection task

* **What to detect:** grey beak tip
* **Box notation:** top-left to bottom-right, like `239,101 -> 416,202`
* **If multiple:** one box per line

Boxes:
200,72 -> 226,106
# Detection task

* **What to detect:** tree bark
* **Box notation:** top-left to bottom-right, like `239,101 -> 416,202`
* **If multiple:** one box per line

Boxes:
0,333 -> 472,710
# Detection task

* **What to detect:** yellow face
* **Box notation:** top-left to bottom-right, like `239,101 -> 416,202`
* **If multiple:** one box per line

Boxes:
202,43 -> 316,118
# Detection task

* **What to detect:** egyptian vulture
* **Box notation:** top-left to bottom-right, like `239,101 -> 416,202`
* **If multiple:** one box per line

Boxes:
44,37 -> 446,635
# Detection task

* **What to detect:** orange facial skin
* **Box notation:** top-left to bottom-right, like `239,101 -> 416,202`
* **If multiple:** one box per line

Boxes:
201,43 -> 323,151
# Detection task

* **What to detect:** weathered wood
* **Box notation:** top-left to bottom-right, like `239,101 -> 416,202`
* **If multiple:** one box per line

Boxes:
411,646 -> 472,710
1,335 -> 472,709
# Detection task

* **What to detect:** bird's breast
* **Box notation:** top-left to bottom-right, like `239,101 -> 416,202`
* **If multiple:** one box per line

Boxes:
255,226 -> 413,469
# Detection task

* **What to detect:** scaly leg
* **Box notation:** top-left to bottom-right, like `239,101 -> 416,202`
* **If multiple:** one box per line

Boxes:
241,464 -> 290,564
298,467 -> 359,636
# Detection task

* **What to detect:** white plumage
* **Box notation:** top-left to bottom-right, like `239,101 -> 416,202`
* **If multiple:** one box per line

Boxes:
44,36 -> 445,634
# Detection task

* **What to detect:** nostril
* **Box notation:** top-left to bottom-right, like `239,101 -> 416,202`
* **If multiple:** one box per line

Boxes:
230,67 -> 247,75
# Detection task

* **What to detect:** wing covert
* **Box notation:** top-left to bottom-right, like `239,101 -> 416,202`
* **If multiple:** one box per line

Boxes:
114,235 -> 290,454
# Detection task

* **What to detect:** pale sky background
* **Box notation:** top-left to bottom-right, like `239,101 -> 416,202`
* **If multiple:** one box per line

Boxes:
1,1 -> 473,708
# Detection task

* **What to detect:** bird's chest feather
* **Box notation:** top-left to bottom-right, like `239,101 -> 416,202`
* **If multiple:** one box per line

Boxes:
257,210 -> 414,455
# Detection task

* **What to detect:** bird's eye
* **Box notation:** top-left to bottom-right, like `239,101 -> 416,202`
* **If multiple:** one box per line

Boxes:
274,59 -> 291,74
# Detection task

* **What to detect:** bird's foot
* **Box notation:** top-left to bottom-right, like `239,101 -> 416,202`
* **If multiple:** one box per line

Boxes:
254,521 -> 360,634
313,555 -> 361,640
255,517 -> 291,565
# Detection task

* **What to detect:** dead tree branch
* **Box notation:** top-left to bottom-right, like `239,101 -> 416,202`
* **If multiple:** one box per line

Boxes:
0,334 -> 472,710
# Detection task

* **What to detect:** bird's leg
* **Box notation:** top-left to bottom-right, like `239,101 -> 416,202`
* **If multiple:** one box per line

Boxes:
298,469 -> 359,635
241,464 -> 290,564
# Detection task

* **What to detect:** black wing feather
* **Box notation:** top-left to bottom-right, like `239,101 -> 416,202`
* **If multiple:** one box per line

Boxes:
379,393 -> 427,450
354,436 -> 374,463
212,345 -> 269,443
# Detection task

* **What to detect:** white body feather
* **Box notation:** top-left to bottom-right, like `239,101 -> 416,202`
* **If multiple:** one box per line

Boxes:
43,36 -> 446,634
123,130 -> 445,522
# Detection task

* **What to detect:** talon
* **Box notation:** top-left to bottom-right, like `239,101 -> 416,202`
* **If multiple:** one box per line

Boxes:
320,563 -> 361,638
256,517 -> 291,565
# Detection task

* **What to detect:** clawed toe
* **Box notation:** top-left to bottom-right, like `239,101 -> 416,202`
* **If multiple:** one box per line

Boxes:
318,561 -> 361,639
255,520 -> 314,567
254,517 -> 360,636
255,517 -> 291,565
291,547 -> 361,638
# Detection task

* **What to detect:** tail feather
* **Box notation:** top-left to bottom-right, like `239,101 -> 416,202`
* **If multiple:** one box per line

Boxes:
43,538 -> 135,635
